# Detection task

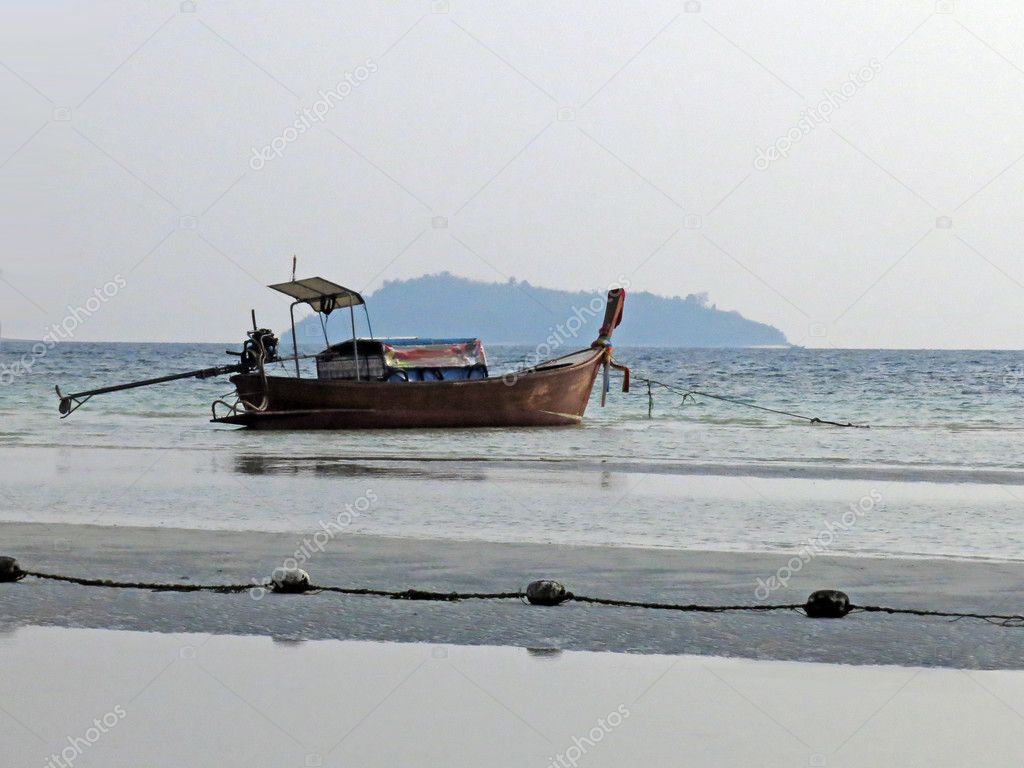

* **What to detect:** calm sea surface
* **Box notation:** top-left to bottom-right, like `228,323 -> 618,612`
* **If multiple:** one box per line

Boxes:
2,341 -> 1023,560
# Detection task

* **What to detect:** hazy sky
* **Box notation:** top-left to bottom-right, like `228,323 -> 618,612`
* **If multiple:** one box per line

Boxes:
2,1 -> 1024,348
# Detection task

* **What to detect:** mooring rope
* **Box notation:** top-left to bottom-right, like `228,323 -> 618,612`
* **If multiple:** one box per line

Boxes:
630,371 -> 869,429
21,571 -> 252,593
569,595 -> 804,612
17,570 -> 522,601
313,585 -> 524,601
850,605 -> 1024,627
7,563 -> 1023,627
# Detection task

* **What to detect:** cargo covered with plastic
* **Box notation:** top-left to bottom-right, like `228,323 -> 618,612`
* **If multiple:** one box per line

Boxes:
317,338 -> 488,381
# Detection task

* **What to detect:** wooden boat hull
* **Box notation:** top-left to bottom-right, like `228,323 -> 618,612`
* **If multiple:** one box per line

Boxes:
213,348 -> 607,429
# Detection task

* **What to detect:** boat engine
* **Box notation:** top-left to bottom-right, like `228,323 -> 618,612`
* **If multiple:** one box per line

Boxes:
239,328 -> 279,372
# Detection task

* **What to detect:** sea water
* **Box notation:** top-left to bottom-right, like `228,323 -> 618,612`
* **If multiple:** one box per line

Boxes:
2,341 -> 1023,559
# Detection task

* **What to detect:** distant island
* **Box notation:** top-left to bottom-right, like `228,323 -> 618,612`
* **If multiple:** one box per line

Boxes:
293,273 -> 788,347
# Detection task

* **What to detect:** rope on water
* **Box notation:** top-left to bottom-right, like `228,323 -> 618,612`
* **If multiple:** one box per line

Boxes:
632,372 -> 869,429
4,560 -> 1022,627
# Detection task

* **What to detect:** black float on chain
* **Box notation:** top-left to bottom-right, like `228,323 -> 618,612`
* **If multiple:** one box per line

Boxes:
526,580 -> 570,606
0,557 -> 24,582
804,589 -> 852,618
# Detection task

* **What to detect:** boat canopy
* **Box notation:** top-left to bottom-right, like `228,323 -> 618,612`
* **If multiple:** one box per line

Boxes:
317,337 -> 487,381
381,338 -> 484,369
268,277 -> 364,315
320,338 -> 486,369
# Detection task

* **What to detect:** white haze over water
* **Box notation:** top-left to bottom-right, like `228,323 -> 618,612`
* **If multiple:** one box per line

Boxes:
2,2 -> 1024,347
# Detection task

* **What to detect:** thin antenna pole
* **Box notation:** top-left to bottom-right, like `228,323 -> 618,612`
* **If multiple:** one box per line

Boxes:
292,255 -> 297,281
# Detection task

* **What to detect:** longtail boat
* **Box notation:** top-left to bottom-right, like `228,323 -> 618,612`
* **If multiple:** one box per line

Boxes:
56,277 -> 628,429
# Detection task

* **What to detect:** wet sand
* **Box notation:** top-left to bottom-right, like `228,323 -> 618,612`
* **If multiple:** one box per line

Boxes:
4,445 -> 1024,559
3,521 -> 1024,669
4,625 -> 1024,768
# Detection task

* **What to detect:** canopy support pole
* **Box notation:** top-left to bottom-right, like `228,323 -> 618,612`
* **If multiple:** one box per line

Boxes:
363,305 -> 374,340
290,302 -> 300,378
350,305 -> 360,381
318,313 -> 331,348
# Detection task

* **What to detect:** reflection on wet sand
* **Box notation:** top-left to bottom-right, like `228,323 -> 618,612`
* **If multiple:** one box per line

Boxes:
231,452 -> 1024,486
526,647 -> 565,660
233,454 -> 488,481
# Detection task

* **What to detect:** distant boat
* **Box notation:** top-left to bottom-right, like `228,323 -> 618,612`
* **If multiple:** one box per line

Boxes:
56,276 -> 628,429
